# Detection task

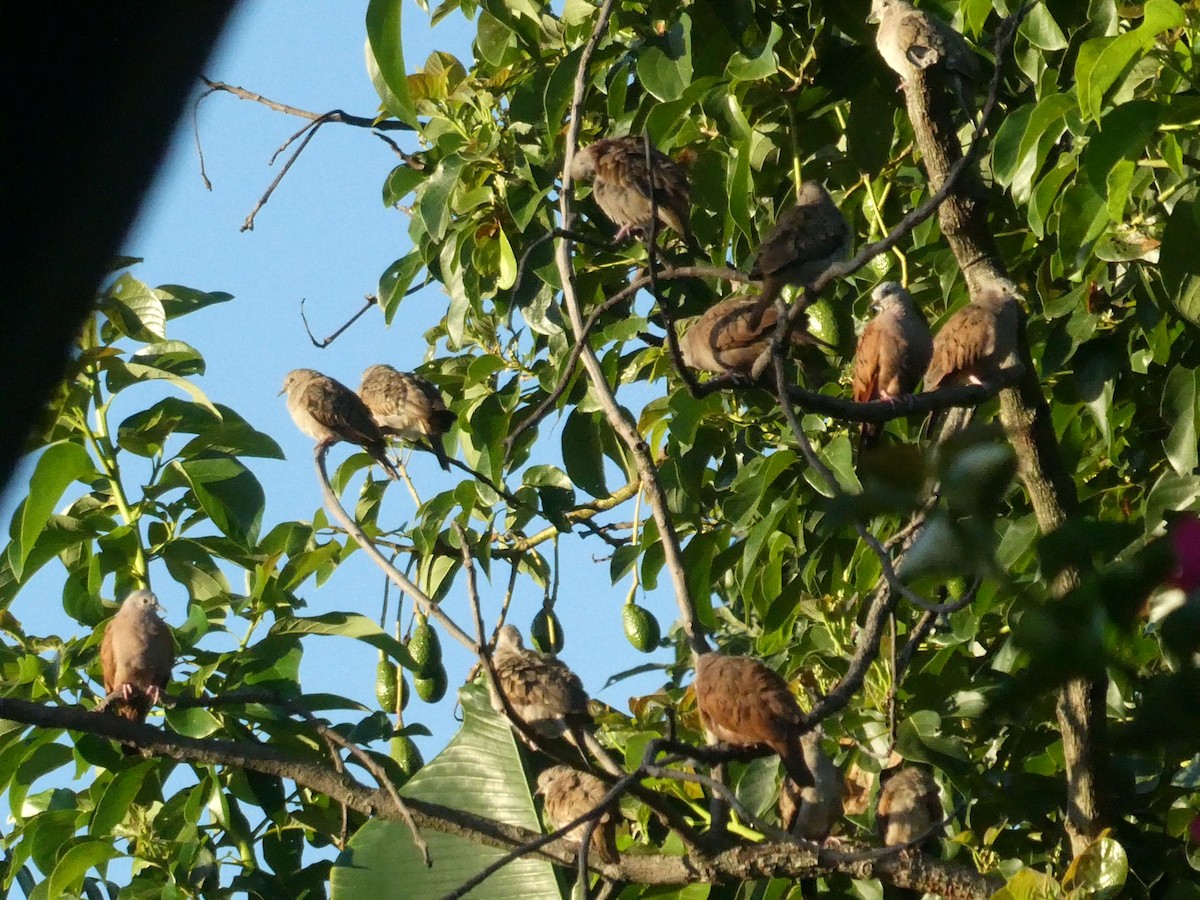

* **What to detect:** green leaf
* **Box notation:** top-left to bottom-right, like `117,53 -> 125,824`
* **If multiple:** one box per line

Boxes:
383,163 -> 428,207
1019,5 -> 1068,51
90,761 -> 155,837
1062,835 -> 1129,898
379,251 -> 426,324
726,22 -> 782,82
1076,0 -> 1185,122
561,410 -> 608,499
991,868 -> 1064,900
7,442 -> 97,581
1160,199 -> 1200,327
269,612 -> 417,670
46,839 -> 119,900
1161,367 -> 1198,477
176,455 -> 265,549
330,684 -> 559,900
365,0 -> 418,127
417,155 -> 465,244
103,273 -> 167,342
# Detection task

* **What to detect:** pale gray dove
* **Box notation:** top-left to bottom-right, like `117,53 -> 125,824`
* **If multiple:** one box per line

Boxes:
536,765 -> 619,864
868,0 -> 979,117
693,652 -> 812,787
280,368 -> 399,479
876,765 -> 943,849
680,296 -> 828,379
853,282 -> 933,447
779,730 -> 843,842
746,181 -> 851,330
100,590 -> 174,734
923,280 -> 1022,391
570,136 -> 693,244
359,364 -> 456,472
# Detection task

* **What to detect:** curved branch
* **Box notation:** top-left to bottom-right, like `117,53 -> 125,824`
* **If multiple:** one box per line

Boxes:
0,698 -> 998,897
556,0 -> 709,656
314,445 -> 478,652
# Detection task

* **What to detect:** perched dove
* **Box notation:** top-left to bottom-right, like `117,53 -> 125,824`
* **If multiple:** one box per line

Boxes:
923,281 -> 1022,391
876,766 -> 943,849
680,296 -> 828,379
853,282 -> 933,448
868,0 -> 978,116
746,181 -> 851,330
491,624 -> 593,750
100,590 -> 174,733
280,368 -> 399,479
359,365 -> 456,472
779,730 -> 843,842
536,765 -> 619,864
570,136 -> 692,244
693,652 -> 813,787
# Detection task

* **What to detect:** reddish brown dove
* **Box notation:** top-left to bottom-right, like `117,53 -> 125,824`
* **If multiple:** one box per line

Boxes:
680,296 -> 828,379
100,589 -> 174,734
536,765 -> 619,864
923,281 -> 1022,391
693,652 -> 812,787
868,0 -> 978,117
280,368 -> 399,479
570,136 -> 692,244
359,365 -> 456,472
746,181 -> 851,330
779,730 -> 843,842
876,766 -> 943,849
853,282 -> 933,447
491,624 -> 593,750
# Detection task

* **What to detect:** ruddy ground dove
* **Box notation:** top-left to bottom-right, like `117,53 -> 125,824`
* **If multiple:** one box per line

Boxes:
100,590 -> 174,732
680,296 -> 826,379
853,282 -> 933,447
876,765 -> 943,848
570,136 -> 692,244
280,368 -> 399,479
923,280 -> 1022,391
693,652 -> 813,787
491,624 -> 593,748
746,181 -> 851,329
536,765 -> 619,864
359,364 -> 456,472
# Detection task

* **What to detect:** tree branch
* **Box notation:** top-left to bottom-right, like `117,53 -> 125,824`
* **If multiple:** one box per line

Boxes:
898,5 -> 1101,858
556,0 -> 709,656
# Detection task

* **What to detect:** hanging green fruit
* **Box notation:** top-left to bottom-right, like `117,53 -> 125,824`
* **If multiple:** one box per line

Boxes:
530,606 -> 564,653
414,664 -> 448,703
623,602 -> 661,652
409,612 -> 442,677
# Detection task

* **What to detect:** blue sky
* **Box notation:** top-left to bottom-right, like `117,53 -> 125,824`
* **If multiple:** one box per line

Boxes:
17,0 -> 680,760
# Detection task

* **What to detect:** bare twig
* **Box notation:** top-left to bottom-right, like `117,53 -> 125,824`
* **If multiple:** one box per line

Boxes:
199,77 -> 415,131
301,294 -> 377,347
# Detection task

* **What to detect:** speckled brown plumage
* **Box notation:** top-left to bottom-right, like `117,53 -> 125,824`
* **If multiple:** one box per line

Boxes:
747,181 -> 851,329
680,296 -> 826,378
491,625 -> 591,742
570,136 -> 692,243
359,364 -> 456,471
536,765 -> 618,864
280,368 -> 399,479
876,766 -> 942,848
